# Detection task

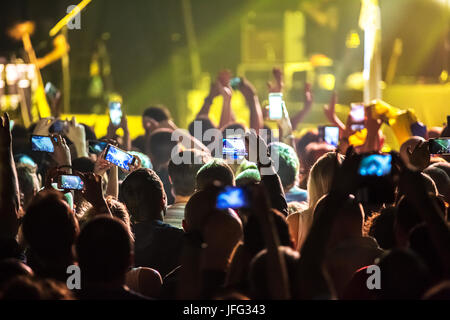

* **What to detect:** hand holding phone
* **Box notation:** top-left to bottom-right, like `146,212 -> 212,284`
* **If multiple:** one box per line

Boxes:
31,135 -> 57,153
104,144 -> 137,171
58,174 -> 85,191
429,138 -> 450,155
268,93 -> 284,121
109,102 -> 123,127
216,186 -> 250,210
350,103 -> 365,131
223,137 -> 247,161
356,153 -> 395,204
319,126 -> 340,147
230,77 -> 242,90
88,140 -> 108,154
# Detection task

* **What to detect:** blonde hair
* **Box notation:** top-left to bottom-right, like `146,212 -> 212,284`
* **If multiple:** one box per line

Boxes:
307,152 -> 344,209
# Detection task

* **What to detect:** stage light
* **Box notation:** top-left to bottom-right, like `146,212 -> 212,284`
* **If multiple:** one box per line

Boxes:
18,79 -> 30,89
440,70 -> 448,82
318,74 -> 336,91
5,64 -> 18,85
346,30 -> 361,49
0,80 -> 5,89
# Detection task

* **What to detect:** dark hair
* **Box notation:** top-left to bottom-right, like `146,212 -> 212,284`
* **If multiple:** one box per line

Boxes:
147,129 -> 178,167
431,162 -> 450,177
376,249 -> 430,300
423,166 -> 450,200
396,195 -> 424,239
196,159 -> 235,191
22,190 -> 79,261
81,124 -> 97,141
222,123 -> 246,138
120,168 -> 166,222
409,224 -> 444,282
366,206 -> 396,250
296,130 -> 320,163
143,106 -> 171,122
268,142 -> 300,189
244,209 -> 293,256
168,150 -> 209,197
72,157 -> 95,173
184,189 -> 217,233
0,259 -> 33,291
188,118 -> 217,144
249,246 -> 300,299
76,216 -> 132,283
1,276 -> 75,300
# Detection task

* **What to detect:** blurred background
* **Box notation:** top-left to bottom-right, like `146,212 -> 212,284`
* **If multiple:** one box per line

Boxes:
0,0 -> 449,133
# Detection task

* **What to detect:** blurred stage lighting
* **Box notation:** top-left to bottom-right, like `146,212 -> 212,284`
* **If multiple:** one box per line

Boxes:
318,74 -> 336,91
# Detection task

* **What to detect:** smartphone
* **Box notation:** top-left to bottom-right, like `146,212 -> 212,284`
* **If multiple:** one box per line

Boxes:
216,186 -> 250,210
350,103 -> 365,131
358,154 -> 392,177
50,120 -> 66,134
223,137 -> 247,160
268,93 -> 283,121
230,77 -> 242,90
58,175 -> 85,191
31,135 -> 56,153
104,144 -> 136,171
109,102 -> 123,126
356,153 -> 395,204
88,140 -> 108,154
319,126 -> 339,147
429,138 -> 450,155
45,82 -> 58,100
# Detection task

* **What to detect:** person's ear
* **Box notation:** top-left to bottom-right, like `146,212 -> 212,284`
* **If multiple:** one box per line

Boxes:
182,219 -> 188,232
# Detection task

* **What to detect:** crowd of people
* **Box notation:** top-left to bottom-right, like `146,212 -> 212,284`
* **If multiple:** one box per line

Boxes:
0,68 -> 449,300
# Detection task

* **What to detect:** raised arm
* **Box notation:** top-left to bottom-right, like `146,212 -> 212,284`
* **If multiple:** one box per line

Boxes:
324,92 -> 346,132
240,78 -> 264,132
65,117 -> 88,158
360,105 -> 383,153
196,81 -> 221,120
94,149 -> 117,198
251,184 -> 290,300
0,113 -> 21,239
291,83 -> 314,130
246,130 -> 288,216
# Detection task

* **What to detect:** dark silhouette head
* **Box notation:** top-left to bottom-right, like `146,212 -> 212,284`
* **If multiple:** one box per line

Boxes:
120,168 -> 166,222
168,150 -> 210,198
196,159 -> 235,191
76,216 -> 133,285
22,190 -> 79,264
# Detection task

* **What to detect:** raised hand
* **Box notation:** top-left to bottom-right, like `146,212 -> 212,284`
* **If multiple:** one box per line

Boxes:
80,172 -> 111,215
290,83 -> 314,130
0,113 -> 12,148
65,117 -> 88,158
304,83 -> 314,112
33,117 -> 55,136
238,77 -> 258,99
94,149 -> 114,177
50,134 -> 72,168
267,67 -> 284,93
